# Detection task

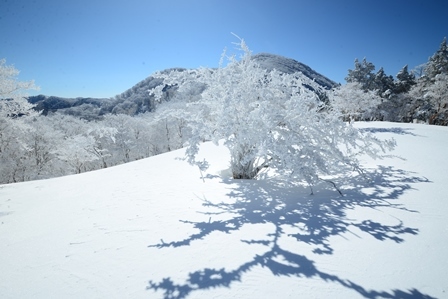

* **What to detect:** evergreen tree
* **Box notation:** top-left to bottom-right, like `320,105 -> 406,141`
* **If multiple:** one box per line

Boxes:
402,38 -> 448,125
345,58 -> 376,90
425,37 -> 448,79
394,65 -> 416,93
373,67 -> 395,95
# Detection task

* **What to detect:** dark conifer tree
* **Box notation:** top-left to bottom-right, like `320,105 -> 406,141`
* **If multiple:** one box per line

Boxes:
345,58 -> 376,90
394,65 -> 416,93
425,37 -> 448,79
373,67 -> 395,95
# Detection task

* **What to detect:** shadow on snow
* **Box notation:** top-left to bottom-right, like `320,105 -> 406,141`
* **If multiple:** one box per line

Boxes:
359,126 -> 418,136
147,165 -> 433,299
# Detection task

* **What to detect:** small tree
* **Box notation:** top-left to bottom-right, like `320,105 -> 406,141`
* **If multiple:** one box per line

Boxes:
328,82 -> 382,122
149,37 -> 395,190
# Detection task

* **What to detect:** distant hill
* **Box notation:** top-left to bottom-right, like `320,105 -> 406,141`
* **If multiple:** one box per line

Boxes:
27,54 -> 337,120
27,95 -> 114,120
251,53 -> 336,89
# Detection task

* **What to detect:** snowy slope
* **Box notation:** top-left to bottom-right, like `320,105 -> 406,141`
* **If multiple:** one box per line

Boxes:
0,122 -> 447,299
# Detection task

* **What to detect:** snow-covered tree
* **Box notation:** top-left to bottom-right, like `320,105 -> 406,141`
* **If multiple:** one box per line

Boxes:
425,37 -> 448,79
373,67 -> 394,96
0,119 -> 28,182
0,58 -> 39,117
149,36 -> 395,190
58,134 -> 98,174
424,73 -> 448,125
86,122 -> 117,169
394,65 -> 416,94
345,58 -> 376,90
411,63 -> 427,79
22,117 -> 61,179
399,39 -> 448,125
328,82 -> 382,122
47,114 -> 99,174
0,59 -> 40,183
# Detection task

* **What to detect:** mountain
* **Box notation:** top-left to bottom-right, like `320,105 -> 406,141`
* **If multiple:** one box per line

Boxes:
27,95 -> 114,120
27,55 -> 336,120
252,53 -> 337,89
1,121 -> 447,298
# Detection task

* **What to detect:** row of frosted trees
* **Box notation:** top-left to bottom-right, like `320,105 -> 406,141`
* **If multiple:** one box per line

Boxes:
0,61 -> 188,183
2,37 -> 446,184
0,111 -> 189,183
331,38 -> 448,125
1,38 -> 394,186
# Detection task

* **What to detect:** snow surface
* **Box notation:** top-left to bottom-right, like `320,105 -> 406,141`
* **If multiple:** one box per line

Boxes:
0,122 -> 447,299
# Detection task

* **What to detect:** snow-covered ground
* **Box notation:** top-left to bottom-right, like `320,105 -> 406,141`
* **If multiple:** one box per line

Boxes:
1,122 -> 447,299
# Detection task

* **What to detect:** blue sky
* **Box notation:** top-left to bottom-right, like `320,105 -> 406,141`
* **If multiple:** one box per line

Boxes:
1,0 -> 447,98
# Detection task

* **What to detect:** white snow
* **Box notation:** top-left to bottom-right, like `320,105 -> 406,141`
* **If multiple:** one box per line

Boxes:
0,122 -> 447,299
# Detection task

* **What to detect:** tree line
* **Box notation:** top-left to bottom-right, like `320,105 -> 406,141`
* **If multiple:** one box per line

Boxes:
331,38 -> 448,125
0,60 -> 188,183
1,37 -> 446,185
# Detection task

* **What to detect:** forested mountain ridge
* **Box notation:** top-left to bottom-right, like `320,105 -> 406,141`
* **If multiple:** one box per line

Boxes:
27,95 -> 113,120
27,55 -> 337,119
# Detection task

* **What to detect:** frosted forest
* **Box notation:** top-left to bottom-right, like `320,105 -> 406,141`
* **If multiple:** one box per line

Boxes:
0,37 -> 447,184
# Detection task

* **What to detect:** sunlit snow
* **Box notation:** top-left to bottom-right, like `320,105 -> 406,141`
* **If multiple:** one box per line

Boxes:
0,122 -> 447,298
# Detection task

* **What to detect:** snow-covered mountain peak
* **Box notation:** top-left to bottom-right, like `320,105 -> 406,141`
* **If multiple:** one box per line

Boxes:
28,53 -> 336,119
252,53 -> 337,89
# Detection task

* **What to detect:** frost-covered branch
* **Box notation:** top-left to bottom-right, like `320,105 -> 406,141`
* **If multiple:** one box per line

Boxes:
148,37 -> 395,187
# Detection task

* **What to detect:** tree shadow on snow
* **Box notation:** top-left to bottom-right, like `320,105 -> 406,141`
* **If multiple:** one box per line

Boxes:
147,166 -> 434,299
359,126 -> 418,136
